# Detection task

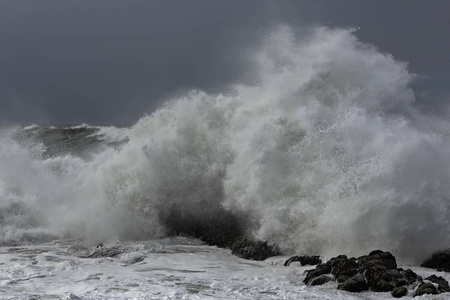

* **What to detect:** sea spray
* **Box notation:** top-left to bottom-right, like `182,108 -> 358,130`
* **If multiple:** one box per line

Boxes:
1,26 -> 450,264
223,27 -> 450,263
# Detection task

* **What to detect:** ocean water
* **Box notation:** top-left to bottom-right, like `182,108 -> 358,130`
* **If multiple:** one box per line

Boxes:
1,26 -> 450,299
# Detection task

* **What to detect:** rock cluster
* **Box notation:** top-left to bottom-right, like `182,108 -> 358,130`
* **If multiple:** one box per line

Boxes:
300,250 -> 450,297
421,249 -> 450,272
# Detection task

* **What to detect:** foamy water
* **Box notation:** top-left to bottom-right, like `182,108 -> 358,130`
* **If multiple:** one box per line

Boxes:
1,26 -> 450,298
1,237 -> 449,299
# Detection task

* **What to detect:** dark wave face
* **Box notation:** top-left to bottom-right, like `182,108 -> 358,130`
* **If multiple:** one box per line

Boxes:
1,26 -> 450,264
8,124 -> 129,159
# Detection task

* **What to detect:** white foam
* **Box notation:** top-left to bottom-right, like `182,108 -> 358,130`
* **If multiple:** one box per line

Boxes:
1,239 -> 448,299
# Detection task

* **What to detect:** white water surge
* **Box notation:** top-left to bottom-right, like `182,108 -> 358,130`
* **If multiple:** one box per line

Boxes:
1,238 -> 450,299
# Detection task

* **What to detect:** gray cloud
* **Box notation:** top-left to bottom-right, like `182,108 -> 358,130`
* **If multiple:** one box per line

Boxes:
0,0 -> 449,124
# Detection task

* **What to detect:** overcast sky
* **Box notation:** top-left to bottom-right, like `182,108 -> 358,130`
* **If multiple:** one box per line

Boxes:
1,0 -> 449,125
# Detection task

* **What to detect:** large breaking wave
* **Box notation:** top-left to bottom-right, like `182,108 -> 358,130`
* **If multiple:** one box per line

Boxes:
1,26 -> 449,263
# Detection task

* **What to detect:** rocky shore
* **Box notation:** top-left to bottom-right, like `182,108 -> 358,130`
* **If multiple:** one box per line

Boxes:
289,250 -> 450,297
191,223 -> 450,297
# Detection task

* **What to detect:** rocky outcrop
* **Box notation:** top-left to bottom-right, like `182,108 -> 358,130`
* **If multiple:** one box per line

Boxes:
229,238 -> 280,261
284,255 -> 321,266
302,250 -> 450,298
421,249 -> 450,272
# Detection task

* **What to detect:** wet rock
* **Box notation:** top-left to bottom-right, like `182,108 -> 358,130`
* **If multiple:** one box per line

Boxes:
338,273 -> 369,292
230,238 -> 280,261
304,263 -> 332,285
392,286 -> 408,298
421,249 -> 450,272
367,268 -> 409,292
310,274 -> 333,286
284,255 -> 321,266
400,269 -> 420,284
425,275 -> 450,293
336,268 -> 359,284
359,251 -> 399,292
330,258 -> 358,283
301,249 -> 450,297
414,282 -> 438,296
364,250 -> 398,270
304,254 -> 358,286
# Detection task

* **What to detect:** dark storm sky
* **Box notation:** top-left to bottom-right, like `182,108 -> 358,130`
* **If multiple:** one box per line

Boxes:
1,0 -> 449,125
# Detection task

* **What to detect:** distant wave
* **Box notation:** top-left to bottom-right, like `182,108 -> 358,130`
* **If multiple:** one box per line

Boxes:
1,26 -> 449,264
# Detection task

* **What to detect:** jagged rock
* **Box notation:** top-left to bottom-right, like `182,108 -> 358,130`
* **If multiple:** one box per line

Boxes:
400,269 -> 420,284
414,282 -> 438,296
425,275 -> 450,293
363,250 -> 398,270
230,238 -> 280,261
304,254 -> 358,286
310,274 -> 333,286
368,268 -> 411,292
302,249 -> 450,297
421,250 -> 450,272
284,255 -> 321,266
359,251 -> 399,292
336,268 -> 359,283
330,258 -> 358,283
304,263 -> 332,285
338,273 -> 369,292
392,286 -> 408,298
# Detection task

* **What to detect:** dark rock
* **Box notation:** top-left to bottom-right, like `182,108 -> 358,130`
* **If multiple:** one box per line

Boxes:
361,251 -> 399,292
365,265 -> 392,291
414,282 -> 438,296
304,263 -> 332,285
302,249 -> 449,296
425,275 -> 450,293
331,258 -> 358,283
421,250 -> 450,272
284,255 -> 321,266
369,250 -> 385,256
365,251 -> 398,270
401,269 -> 420,284
230,238 -> 280,261
366,268 -> 410,292
336,268 -> 359,283
338,273 -> 369,292
392,286 -> 408,298
310,274 -> 333,286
